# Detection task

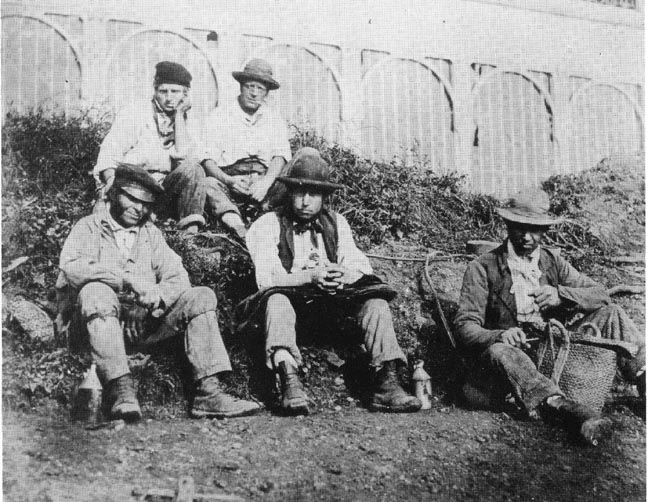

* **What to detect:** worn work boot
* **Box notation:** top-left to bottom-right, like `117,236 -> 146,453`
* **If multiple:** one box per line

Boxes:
276,361 -> 309,416
543,396 -> 612,446
105,373 -> 142,422
191,375 -> 261,419
369,361 -> 422,413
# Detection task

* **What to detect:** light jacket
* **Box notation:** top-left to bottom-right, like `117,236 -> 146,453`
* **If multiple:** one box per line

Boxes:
56,207 -> 190,310
454,241 -> 610,354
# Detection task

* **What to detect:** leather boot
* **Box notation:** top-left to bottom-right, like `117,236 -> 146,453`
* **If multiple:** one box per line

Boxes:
191,375 -> 261,419
276,361 -> 309,416
105,374 -> 142,422
369,361 -> 422,413
543,396 -> 611,446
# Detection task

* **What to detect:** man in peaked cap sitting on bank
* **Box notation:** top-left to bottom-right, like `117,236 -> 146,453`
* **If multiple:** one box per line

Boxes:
454,188 -> 645,444
241,148 -> 422,415
202,58 -> 292,241
57,165 -> 261,421
94,61 -> 210,234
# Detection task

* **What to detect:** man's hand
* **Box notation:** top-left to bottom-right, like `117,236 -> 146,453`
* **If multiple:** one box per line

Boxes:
326,264 -> 363,288
499,327 -> 531,349
311,267 -> 342,293
228,175 -> 251,197
249,176 -> 274,202
122,304 -> 147,345
176,95 -> 192,114
530,285 -> 561,311
123,273 -> 162,310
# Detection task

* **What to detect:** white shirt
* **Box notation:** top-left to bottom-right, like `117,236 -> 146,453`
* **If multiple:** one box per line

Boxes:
506,241 -> 543,324
203,97 -> 292,167
246,211 -> 373,290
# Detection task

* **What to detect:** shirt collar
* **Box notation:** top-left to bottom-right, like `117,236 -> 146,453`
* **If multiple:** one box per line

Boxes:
235,96 -> 266,125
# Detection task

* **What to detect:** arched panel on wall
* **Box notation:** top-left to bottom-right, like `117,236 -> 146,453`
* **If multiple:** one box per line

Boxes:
566,83 -> 643,174
103,29 -> 218,123
258,44 -> 343,142
2,15 -> 82,114
360,57 -> 455,171
472,70 -> 556,197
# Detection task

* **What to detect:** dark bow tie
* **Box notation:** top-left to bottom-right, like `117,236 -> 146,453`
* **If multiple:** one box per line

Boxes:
293,220 -> 322,235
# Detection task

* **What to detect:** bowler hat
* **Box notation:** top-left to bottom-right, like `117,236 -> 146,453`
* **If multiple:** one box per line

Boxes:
277,148 -> 343,193
154,61 -> 192,88
113,163 -> 164,203
232,58 -> 280,90
497,189 -> 562,226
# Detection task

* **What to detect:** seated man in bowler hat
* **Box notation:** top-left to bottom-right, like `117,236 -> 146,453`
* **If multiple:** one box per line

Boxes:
94,61 -> 209,233
58,165 -> 261,421
241,148 -> 422,415
454,188 -> 645,444
202,58 -> 292,241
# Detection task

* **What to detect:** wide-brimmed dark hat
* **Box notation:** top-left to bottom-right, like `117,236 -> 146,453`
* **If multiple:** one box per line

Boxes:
113,163 -> 164,203
497,189 -> 562,226
232,58 -> 280,90
154,61 -> 192,88
277,148 -> 343,193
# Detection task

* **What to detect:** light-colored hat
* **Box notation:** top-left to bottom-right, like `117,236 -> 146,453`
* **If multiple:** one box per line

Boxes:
497,189 -> 563,226
277,148 -> 343,193
232,58 -> 280,90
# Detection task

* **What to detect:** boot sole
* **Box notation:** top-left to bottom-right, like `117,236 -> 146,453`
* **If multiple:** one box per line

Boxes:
191,405 -> 262,419
368,402 -> 422,413
281,402 -> 310,416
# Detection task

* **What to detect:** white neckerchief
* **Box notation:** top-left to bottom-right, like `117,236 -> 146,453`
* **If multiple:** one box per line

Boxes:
507,240 -> 543,323
106,210 -> 139,259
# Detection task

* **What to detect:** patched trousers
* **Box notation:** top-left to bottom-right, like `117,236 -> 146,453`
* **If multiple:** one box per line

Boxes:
263,293 -> 407,369
78,282 -> 231,384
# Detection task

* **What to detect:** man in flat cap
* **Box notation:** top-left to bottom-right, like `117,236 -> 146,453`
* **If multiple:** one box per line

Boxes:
241,148 -> 421,415
202,58 -> 292,241
58,165 -> 261,421
454,188 -> 645,444
94,61 -> 208,233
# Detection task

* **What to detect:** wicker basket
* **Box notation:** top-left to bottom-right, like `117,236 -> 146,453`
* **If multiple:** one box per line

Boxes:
536,319 -> 617,412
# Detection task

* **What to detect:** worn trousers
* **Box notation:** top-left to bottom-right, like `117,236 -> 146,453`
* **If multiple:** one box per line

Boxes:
468,304 -> 645,413
263,293 -> 407,369
78,282 -> 231,384
160,159 -> 207,229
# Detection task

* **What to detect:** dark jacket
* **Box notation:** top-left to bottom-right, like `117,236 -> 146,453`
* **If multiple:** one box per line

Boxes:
454,241 -> 610,354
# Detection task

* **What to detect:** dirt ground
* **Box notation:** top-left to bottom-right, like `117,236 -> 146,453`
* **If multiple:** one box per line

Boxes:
3,247 -> 646,502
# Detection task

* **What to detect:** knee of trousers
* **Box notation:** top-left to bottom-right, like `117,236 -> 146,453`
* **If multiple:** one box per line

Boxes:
176,160 -> 206,182
265,294 -> 296,317
178,287 -> 217,319
78,282 -> 120,321
357,298 -> 390,320
483,342 -> 528,366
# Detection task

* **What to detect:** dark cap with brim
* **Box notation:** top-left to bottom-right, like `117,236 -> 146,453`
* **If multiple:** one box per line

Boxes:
113,163 -> 164,203
497,189 -> 562,226
277,147 -> 343,193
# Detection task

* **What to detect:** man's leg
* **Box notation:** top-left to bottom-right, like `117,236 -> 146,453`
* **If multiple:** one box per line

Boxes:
265,293 -> 308,415
572,304 -> 645,383
356,298 -> 421,413
78,282 -> 141,421
204,177 -> 247,241
473,342 -> 609,445
162,160 -> 207,231
160,286 -> 260,418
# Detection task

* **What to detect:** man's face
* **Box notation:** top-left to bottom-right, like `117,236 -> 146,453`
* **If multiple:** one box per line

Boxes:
110,189 -> 152,228
507,221 -> 548,257
290,188 -> 324,222
154,83 -> 186,112
238,80 -> 269,114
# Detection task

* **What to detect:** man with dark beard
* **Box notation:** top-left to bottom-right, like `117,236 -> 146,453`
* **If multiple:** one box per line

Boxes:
243,148 -> 421,416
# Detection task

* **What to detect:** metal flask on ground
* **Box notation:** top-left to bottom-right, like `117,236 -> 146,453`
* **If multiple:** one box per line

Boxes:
71,362 -> 103,423
412,360 -> 432,410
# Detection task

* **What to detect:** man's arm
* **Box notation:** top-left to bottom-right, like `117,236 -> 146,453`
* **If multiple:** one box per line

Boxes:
250,112 -> 292,202
59,219 -> 123,291
454,260 -> 506,351
93,106 -> 139,185
148,226 -> 192,308
250,156 -> 286,202
552,251 -> 610,312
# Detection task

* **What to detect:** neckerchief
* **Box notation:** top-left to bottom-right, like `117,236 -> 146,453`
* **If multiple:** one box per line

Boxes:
152,99 -> 175,149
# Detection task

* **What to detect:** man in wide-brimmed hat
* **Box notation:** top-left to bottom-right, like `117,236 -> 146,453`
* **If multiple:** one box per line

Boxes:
454,188 -> 645,444
202,58 -> 292,241
94,61 -> 210,233
58,165 -> 261,422
241,148 -> 421,416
